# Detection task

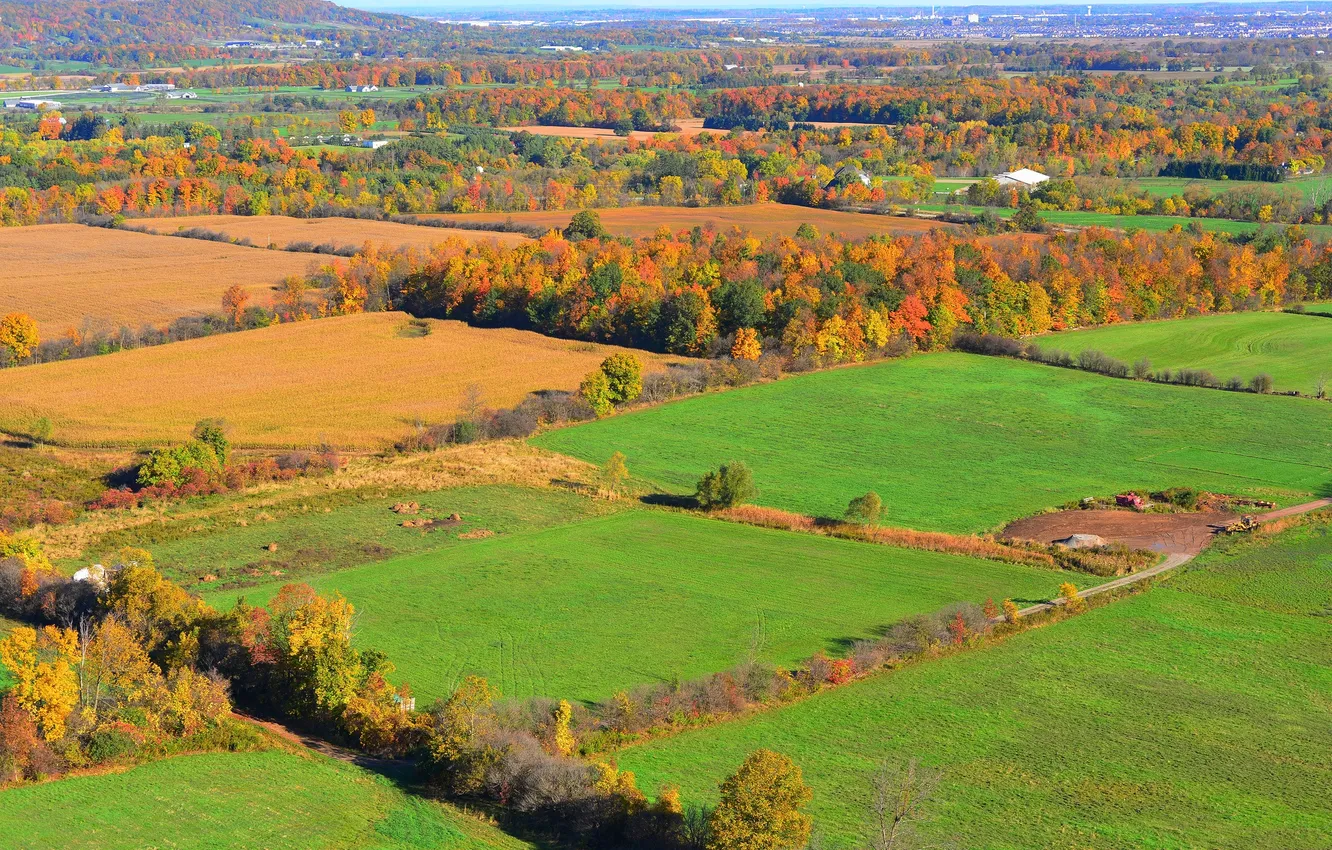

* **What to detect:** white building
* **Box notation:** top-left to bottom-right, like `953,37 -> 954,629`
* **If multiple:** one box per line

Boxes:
361,139 -> 391,149
994,168 -> 1050,190
345,84 -> 378,92
539,45 -> 583,52
166,91 -> 197,99
139,83 -> 176,92
8,98 -> 61,110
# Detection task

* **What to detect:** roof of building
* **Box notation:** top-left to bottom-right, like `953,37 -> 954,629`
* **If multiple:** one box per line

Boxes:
994,168 -> 1049,185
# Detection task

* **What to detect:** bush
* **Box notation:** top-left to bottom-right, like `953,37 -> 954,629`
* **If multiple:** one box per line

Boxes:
600,353 -> 643,404
1249,373 -> 1274,394
695,462 -> 757,510
580,369 -> 615,417
845,492 -> 883,525
85,727 -> 137,763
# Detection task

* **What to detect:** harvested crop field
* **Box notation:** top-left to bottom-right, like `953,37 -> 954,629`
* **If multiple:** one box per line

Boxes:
0,224 -> 324,336
418,203 -> 950,239
132,214 -> 530,251
500,117 -> 724,140
1003,508 -> 1235,556
0,312 -> 691,448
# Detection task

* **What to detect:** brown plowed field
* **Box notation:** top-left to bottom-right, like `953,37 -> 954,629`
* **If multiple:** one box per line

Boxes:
418,203 -> 951,240
1002,509 -> 1236,556
132,215 -> 531,251
500,117 -> 724,141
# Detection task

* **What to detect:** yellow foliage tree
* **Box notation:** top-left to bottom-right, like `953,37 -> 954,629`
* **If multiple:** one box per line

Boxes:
0,312 -> 40,362
0,626 -> 80,740
552,699 -> 575,757
1058,582 -> 1086,613
708,749 -> 812,850
731,327 -> 761,361
1002,599 -> 1021,623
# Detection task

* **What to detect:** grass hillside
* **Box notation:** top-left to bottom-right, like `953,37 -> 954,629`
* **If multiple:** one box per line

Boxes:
614,555 -> 1332,848
0,750 -> 530,850
1041,311 -> 1332,395
535,353 -> 1332,532
0,313 -> 690,448
0,224 -> 321,336
205,510 -> 1094,702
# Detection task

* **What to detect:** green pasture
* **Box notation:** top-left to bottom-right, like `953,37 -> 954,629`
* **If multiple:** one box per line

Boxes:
534,353 -> 1332,533
1040,310 -> 1332,395
131,484 -> 619,593
615,573 -> 1332,848
0,750 -> 529,850
204,510 -> 1093,703
1170,511 -> 1332,617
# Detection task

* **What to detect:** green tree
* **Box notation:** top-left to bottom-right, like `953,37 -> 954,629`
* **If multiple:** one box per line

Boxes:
600,353 -> 643,403
708,749 -> 812,850
580,368 -> 615,417
564,209 -> 606,240
191,419 -> 230,468
845,492 -> 883,525
696,462 -> 757,510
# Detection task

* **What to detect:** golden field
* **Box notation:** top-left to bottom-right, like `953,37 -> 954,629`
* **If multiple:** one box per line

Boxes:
0,224 -> 322,336
419,203 -> 951,240
132,214 -> 531,251
0,312 -> 692,448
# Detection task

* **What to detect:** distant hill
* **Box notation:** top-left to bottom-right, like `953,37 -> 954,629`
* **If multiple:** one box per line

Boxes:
0,0 -> 427,49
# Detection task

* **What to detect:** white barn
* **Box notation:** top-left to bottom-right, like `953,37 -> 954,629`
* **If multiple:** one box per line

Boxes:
993,168 -> 1050,190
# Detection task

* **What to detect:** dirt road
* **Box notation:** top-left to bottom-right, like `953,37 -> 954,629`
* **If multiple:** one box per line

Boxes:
1010,499 -> 1332,618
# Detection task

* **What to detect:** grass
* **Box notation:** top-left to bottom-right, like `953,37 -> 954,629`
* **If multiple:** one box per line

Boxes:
0,224 -> 321,336
0,312 -> 692,449
418,203 -> 950,240
1169,512 -> 1332,617
203,510 -> 1095,703
534,353 -> 1332,533
614,581 -> 1332,849
132,214 -> 531,251
136,484 -> 623,592
0,750 -> 530,850
1040,311 -> 1332,395
923,204 -> 1332,237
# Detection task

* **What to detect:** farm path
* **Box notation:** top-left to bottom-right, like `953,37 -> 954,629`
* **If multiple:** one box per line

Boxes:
1014,498 -> 1332,617
232,712 -> 413,779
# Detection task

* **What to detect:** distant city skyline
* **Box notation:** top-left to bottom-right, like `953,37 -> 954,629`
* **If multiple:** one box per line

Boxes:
339,0 -> 1324,10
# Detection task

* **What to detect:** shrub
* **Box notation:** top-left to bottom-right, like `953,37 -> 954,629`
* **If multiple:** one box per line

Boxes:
85,727 -> 137,763
1132,357 -> 1152,379
845,492 -> 883,525
1249,373 -> 1274,394
1002,599 -> 1021,623
1058,582 -> 1086,613
695,462 -> 757,510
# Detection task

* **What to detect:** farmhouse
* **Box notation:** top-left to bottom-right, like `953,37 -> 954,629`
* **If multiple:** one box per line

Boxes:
993,168 -> 1050,189
346,84 -> 379,92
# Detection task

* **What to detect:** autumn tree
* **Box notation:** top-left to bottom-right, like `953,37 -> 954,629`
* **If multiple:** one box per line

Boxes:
696,462 -> 756,510
580,368 -> 615,417
0,694 -> 39,782
565,209 -> 606,240
732,327 -> 762,361
0,626 -> 79,740
551,699 -> 575,757
0,312 -> 39,363
604,451 -> 629,493
1058,582 -> 1085,613
708,749 -> 812,850
221,285 -> 250,327
423,675 -> 501,794
1002,599 -> 1021,623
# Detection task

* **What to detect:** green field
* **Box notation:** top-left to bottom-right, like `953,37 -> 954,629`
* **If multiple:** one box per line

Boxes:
535,354 -> 1332,532
121,484 -> 620,593
1170,513 -> 1332,617
614,578 -> 1332,848
0,750 -> 529,850
923,204 -> 1332,237
1041,311 -> 1332,395
204,510 -> 1093,702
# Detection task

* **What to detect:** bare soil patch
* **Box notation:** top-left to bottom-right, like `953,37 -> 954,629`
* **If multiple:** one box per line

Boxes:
1002,509 -> 1237,556
500,117 -> 723,141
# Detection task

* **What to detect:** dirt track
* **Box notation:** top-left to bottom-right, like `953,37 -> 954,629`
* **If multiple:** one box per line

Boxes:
1001,509 -> 1237,556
